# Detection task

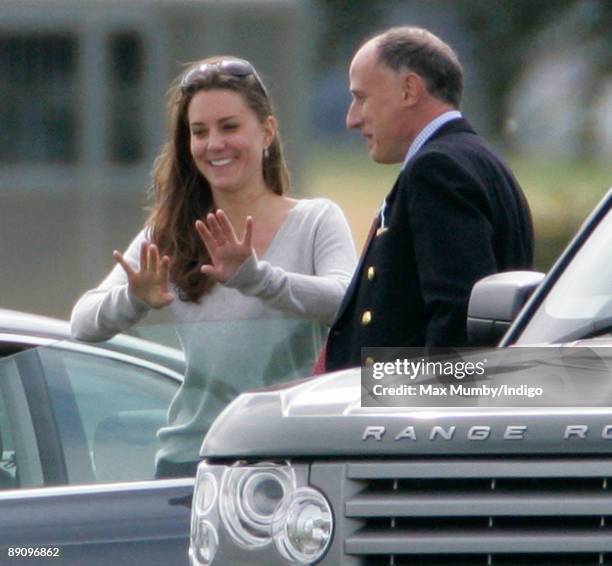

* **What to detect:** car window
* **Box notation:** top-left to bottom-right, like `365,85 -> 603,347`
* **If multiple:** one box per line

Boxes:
516,206 -> 612,344
0,353 -> 44,490
44,347 -> 179,485
1,317 -> 324,491
0,384 -> 17,489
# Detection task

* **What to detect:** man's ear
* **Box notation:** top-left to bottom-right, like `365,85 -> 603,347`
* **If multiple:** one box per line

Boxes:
400,72 -> 424,107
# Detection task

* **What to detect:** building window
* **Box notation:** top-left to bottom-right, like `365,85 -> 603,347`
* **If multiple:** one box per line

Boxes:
0,30 -> 147,167
0,34 -> 78,164
107,32 -> 145,164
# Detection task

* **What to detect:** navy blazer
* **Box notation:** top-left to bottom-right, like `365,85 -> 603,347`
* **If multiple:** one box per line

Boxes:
325,118 -> 534,371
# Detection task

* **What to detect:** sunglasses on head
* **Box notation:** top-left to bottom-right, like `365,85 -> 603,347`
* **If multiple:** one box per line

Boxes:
180,58 -> 268,96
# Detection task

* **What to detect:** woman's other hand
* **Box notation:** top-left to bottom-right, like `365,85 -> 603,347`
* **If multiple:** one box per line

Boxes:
113,242 -> 174,309
196,209 -> 253,283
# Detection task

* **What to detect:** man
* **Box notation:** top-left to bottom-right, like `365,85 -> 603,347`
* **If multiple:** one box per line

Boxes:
325,26 -> 533,372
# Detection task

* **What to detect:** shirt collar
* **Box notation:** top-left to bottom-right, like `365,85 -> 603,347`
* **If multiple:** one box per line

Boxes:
401,110 -> 462,170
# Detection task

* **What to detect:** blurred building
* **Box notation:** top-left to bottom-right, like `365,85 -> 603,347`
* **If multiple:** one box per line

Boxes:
0,0 -> 313,321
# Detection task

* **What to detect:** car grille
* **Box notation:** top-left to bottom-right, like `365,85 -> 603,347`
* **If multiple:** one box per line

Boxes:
339,457 -> 612,565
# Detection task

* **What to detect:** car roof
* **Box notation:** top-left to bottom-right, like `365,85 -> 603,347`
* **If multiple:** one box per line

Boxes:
0,308 -> 185,376
0,308 -> 73,339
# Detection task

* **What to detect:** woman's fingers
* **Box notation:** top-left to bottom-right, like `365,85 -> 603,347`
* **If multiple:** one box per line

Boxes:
243,216 -> 254,249
206,213 -> 226,245
113,250 -> 136,278
158,255 -> 171,292
159,255 -> 171,283
116,242 -> 170,280
148,244 -> 160,273
113,243 -> 174,310
195,219 -> 216,254
139,240 -> 149,271
198,210 -> 252,248
215,209 -> 239,243
196,211 -> 253,283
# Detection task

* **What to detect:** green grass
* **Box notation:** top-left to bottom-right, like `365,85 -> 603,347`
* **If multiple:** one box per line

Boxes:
508,156 -> 612,269
303,142 -> 401,248
303,143 -> 612,270
510,156 -> 612,231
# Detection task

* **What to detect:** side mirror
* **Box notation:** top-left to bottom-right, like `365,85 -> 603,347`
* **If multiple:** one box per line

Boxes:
467,271 -> 545,346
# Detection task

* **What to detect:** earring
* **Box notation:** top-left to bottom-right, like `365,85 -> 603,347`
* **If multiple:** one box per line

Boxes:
263,147 -> 270,160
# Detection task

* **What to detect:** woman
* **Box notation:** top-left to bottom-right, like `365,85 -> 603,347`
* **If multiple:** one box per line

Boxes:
70,57 -> 356,477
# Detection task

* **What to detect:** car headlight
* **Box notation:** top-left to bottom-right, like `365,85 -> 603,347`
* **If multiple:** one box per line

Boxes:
189,469 -> 219,566
189,461 -> 333,565
272,487 -> 333,564
219,464 -> 296,547
190,519 -> 218,566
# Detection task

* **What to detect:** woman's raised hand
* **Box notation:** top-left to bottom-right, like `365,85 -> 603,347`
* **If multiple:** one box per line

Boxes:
113,242 -> 174,309
195,210 -> 254,283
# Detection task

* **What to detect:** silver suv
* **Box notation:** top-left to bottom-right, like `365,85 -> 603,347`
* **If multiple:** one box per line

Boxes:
190,188 -> 612,565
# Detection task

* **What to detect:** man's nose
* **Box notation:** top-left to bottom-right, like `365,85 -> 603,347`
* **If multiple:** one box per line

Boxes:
346,101 -> 361,130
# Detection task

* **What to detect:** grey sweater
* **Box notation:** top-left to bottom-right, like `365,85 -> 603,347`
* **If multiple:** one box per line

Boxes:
70,198 -> 356,464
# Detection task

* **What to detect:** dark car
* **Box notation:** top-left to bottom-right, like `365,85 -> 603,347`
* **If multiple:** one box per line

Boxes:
189,188 -> 612,565
0,309 -> 192,565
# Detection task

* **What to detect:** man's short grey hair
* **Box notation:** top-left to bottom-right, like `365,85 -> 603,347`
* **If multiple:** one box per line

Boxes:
374,26 -> 463,107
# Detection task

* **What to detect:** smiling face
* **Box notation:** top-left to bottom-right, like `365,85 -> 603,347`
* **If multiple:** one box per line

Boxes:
346,40 -> 412,164
187,88 -> 276,195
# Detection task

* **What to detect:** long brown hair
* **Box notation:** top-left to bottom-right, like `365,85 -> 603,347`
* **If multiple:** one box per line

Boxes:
146,56 -> 290,302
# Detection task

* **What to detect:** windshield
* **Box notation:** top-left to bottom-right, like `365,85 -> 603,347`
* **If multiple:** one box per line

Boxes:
516,205 -> 612,344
